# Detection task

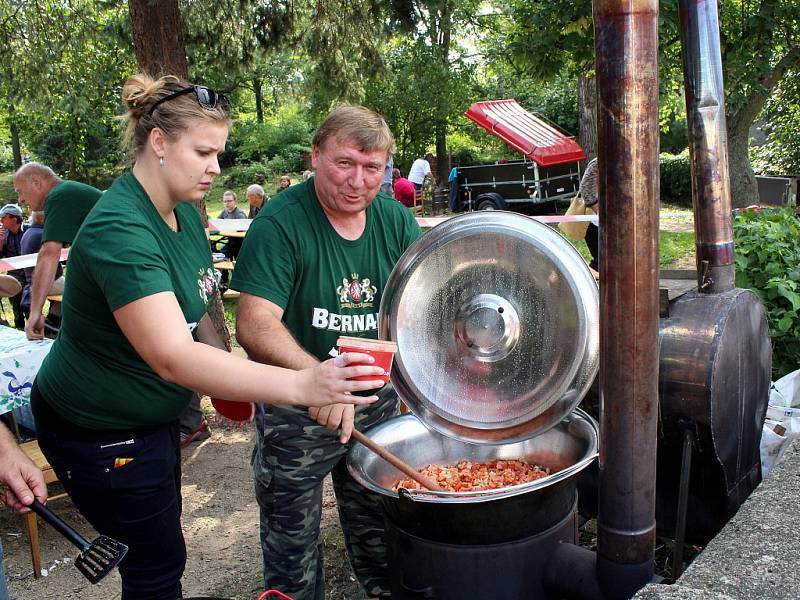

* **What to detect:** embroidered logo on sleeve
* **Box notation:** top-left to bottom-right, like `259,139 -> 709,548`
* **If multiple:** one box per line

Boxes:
114,458 -> 135,469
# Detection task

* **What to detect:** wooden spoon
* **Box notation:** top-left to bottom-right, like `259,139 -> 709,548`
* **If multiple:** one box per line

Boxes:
350,429 -> 445,492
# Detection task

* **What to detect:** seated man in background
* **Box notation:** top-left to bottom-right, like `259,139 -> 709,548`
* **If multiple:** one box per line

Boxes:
217,190 -> 247,220
0,204 -> 27,329
246,184 -> 267,218
20,210 -> 64,335
392,168 -> 415,208
216,191 -> 247,262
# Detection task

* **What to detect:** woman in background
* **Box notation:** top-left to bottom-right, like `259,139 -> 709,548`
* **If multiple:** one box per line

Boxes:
559,157 -> 599,272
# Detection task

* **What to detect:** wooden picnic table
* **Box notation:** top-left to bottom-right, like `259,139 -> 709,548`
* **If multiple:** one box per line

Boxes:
216,230 -> 247,239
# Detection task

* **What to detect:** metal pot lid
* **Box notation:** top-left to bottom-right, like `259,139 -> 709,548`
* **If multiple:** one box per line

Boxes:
379,211 -> 598,444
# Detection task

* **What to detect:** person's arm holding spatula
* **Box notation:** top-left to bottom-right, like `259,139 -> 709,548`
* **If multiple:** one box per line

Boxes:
0,423 -> 47,513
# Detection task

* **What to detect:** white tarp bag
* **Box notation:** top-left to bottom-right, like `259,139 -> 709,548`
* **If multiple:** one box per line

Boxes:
769,368 -> 800,408
762,369 -> 800,477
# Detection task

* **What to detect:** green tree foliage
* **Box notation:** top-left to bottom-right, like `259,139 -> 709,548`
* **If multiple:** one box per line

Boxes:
497,0 -> 800,207
0,1 -> 134,181
734,208 -> 800,379
750,68 -> 800,175
659,151 -> 692,207
302,0 -> 387,110
182,0 -> 302,121
365,37 -> 477,172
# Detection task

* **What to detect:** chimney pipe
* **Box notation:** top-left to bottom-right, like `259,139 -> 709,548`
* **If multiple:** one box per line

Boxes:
678,0 -> 735,293
594,0 -> 660,596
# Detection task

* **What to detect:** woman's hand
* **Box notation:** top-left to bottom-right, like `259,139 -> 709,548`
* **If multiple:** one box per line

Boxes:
294,352 -> 385,408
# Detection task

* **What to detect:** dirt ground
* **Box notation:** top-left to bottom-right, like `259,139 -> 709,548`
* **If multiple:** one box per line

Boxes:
1,410 -> 366,600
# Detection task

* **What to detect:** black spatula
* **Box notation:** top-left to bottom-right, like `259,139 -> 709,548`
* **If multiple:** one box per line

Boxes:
30,499 -> 128,583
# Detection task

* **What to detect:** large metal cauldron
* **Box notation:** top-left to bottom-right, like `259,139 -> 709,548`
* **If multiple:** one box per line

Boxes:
347,212 -> 600,598
348,409 -> 598,545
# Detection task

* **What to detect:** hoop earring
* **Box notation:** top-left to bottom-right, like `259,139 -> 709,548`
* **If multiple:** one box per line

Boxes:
159,156 -> 165,166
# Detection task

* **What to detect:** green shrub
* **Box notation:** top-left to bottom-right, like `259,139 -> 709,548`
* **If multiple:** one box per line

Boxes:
660,151 -> 692,207
222,162 -> 272,188
0,145 -> 14,172
733,207 -> 800,379
265,143 -> 310,175
232,108 -> 313,164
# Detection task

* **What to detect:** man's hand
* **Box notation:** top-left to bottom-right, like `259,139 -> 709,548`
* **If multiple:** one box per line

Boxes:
0,429 -> 47,513
309,404 -> 355,443
25,312 -> 45,340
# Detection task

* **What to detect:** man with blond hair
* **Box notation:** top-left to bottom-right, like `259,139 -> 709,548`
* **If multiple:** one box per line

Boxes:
13,162 -> 101,339
232,105 -> 421,600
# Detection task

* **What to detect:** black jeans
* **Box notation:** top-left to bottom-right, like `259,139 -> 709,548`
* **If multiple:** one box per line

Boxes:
32,383 -> 186,600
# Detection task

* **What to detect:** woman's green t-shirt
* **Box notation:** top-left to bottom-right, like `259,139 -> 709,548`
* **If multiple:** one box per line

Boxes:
36,172 -> 219,429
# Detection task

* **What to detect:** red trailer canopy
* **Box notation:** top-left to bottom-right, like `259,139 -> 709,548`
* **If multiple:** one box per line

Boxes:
465,99 -> 586,167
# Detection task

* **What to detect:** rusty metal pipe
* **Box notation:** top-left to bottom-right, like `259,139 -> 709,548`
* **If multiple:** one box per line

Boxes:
678,0 -> 735,293
594,0 -> 659,596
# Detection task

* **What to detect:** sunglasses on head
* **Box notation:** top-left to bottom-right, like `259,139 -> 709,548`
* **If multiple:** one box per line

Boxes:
148,85 -> 230,116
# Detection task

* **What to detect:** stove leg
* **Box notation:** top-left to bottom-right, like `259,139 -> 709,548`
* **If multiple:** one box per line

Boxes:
672,423 -> 696,579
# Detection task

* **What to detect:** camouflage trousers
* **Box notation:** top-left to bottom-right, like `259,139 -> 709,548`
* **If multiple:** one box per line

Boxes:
252,395 -> 397,600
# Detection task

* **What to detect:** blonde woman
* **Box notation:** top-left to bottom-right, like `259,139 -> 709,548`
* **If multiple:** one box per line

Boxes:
31,74 -> 384,600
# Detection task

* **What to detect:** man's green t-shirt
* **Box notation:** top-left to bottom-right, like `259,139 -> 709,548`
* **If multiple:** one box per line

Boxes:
36,172 -> 219,429
231,178 -> 421,362
42,180 -> 102,244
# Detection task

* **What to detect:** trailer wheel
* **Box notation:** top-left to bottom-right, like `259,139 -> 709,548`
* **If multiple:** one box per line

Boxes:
475,192 -> 506,211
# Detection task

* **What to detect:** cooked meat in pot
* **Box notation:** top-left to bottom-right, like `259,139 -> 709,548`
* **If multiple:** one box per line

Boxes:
394,459 -> 551,492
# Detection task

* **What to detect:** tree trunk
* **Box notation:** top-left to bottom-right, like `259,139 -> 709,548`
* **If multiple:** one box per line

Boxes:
253,78 -> 264,123
9,104 -> 21,169
727,123 -> 759,208
433,8 -> 451,187
724,48 -> 800,208
128,0 -> 231,349
578,70 -> 597,161
128,0 -> 189,79
435,126 -> 449,187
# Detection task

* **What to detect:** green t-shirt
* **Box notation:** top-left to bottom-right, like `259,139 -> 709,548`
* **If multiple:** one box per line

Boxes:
42,180 -> 102,244
231,178 -> 421,361
36,172 -> 219,429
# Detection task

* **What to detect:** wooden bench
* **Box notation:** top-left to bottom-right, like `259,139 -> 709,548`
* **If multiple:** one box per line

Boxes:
19,440 -> 68,577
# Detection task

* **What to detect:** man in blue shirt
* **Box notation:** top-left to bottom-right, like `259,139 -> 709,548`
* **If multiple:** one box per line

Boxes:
0,204 -> 26,329
381,156 -> 394,195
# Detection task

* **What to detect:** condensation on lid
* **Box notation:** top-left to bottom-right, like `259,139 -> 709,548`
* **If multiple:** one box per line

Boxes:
378,211 -> 599,444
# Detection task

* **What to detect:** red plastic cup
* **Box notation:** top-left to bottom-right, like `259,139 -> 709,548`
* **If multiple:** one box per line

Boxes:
336,336 -> 398,383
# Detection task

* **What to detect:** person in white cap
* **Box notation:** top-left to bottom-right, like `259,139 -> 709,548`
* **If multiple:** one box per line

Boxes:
0,203 -> 26,328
